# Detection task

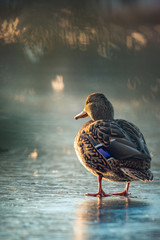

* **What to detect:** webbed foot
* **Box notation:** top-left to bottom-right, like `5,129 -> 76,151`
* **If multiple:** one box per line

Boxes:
85,189 -> 111,197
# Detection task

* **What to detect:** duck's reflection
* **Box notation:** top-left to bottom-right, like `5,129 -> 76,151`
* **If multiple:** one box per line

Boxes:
73,198 -> 149,240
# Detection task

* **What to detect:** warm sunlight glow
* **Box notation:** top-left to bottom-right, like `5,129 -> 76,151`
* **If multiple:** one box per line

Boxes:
0,18 -> 26,44
51,75 -> 64,92
28,149 -> 38,159
33,170 -> 38,176
131,32 -> 146,46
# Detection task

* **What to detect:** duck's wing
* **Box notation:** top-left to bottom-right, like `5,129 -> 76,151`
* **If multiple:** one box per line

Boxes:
87,120 -> 125,147
115,119 -> 151,158
87,119 -> 151,160
86,120 -> 153,181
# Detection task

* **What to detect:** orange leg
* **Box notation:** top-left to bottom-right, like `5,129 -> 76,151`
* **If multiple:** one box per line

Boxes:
85,175 -> 111,197
109,182 -> 130,196
85,176 -> 130,197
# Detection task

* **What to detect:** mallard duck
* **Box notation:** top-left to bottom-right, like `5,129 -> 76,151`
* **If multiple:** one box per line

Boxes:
74,93 -> 153,197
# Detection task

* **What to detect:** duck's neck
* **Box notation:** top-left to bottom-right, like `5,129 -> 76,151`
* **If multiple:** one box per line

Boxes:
87,99 -> 114,121
91,104 -> 114,121
92,114 -> 114,121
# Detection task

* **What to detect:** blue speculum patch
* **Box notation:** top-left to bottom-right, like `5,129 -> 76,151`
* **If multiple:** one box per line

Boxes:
98,147 -> 111,158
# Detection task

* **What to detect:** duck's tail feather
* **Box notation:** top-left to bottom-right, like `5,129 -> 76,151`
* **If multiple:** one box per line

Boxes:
121,167 -> 153,182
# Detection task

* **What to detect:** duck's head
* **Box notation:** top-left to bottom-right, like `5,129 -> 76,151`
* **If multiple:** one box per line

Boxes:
74,93 -> 114,121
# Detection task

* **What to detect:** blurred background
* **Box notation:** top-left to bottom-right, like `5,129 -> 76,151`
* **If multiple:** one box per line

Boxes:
0,1 -> 160,239
0,0 -> 159,167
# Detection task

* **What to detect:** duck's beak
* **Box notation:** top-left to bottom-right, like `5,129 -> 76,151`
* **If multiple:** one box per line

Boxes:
74,109 -> 88,120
